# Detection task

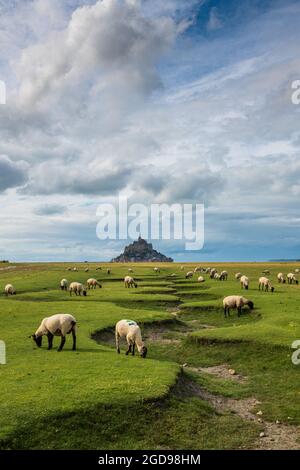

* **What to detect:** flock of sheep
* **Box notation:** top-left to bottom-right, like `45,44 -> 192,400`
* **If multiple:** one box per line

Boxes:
3,265 -> 299,355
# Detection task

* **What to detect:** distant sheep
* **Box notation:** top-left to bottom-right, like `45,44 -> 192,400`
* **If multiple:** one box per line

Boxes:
197,276 -> 205,283
287,273 -> 298,285
96,266 -> 102,271
154,267 -> 160,273
128,268 -> 133,273
295,269 -> 300,274
214,273 -> 221,280
60,279 -> 68,291
223,295 -> 254,318
258,277 -> 274,292
115,319 -> 147,358
240,275 -> 249,290
262,269 -> 270,274
124,276 -> 137,288
185,271 -> 193,279
87,278 -> 102,289
4,284 -> 16,296
235,272 -> 242,280
107,269 -> 111,274
69,282 -> 87,296
277,273 -> 286,284
85,268 -> 89,272
220,270 -> 228,281
31,313 -> 76,351
209,268 -> 217,279
194,267 -> 201,273
73,267 -> 78,272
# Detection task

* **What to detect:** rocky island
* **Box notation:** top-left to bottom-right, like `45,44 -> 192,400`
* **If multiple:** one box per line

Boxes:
111,236 -> 173,263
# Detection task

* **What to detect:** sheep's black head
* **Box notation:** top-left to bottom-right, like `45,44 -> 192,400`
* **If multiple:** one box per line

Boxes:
248,301 -> 254,310
83,290 -> 87,296
140,346 -> 148,358
99,284 -> 102,288
283,280 -> 286,284
245,285 -> 248,290
134,283 -> 138,288
271,287 -> 275,292
31,334 -> 42,347
296,280 -> 299,285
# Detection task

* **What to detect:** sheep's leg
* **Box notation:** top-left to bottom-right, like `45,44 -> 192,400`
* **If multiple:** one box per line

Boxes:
72,328 -> 76,351
125,344 -> 132,355
47,332 -> 54,350
115,331 -> 120,354
237,307 -> 241,317
224,307 -> 227,318
58,335 -> 66,352
132,343 -> 135,356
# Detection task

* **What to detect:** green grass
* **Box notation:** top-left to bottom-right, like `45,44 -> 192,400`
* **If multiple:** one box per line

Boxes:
0,261 -> 300,449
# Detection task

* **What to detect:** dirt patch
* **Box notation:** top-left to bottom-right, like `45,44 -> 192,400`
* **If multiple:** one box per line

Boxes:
193,364 -> 248,383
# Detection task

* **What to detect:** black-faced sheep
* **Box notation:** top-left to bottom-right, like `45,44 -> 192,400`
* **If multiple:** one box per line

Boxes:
258,277 -> 274,292
287,273 -> 298,284
31,313 -> 76,351
69,282 -> 87,296
220,270 -> 228,281
4,284 -> 16,296
240,275 -> 249,290
185,271 -> 193,279
197,276 -> 205,283
235,272 -> 242,280
124,276 -> 137,288
277,273 -> 286,284
60,279 -> 68,291
87,278 -> 102,289
223,295 -> 254,318
115,319 -> 147,358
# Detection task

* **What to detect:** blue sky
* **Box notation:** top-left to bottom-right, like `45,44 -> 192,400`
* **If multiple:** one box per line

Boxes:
0,0 -> 300,262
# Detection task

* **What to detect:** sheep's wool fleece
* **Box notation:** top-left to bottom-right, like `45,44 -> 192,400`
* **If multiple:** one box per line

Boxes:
36,314 -> 76,337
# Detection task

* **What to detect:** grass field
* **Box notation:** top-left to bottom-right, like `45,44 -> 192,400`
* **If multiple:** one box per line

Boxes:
0,261 -> 300,449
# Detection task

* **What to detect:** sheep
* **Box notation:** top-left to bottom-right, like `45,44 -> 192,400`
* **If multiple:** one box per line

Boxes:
258,277 -> 274,292
214,273 -> 221,280
154,267 -> 160,273
96,266 -> 102,271
69,282 -> 87,296
295,269 -> 300,274
197,276 -> 205,283
262,269 -> 270,275
4,284 -> 16,296
220,270 -> 228,281
87,278 -> 102,289
194,267 -> 201,273
85,267 -> 89,272
185,271 -> 193,279
209,268 -> 217,279
115,319 -> 147,358
235,272 -> 242,280
223,295 -> 254,318
128,268 -> 133,273
287,273 -> 298,285
60,279 -> 68,291
240,275 -> 249,290
31,313 -> 76,352
66,267 -> 72,271
73,267 -> 78,272
277,272 -> 286,284
180,266 -> 184,271
107,269 -> 111,274
124,276 -> 137,288
170,273 -> 176,277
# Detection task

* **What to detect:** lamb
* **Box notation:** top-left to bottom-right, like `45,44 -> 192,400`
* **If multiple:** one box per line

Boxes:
240,275 -> 249,290
235,272 -> 242,280
185,271 -> 193,279
31,313 -> 76,352
258,277 -> 274,292
115,319 -> 147,358
197,276 -> 205,283
87,278 -> 102,289
124,276 -> 137,288
4,284 -> 16,296
60,279 -> 68,291
277,273 -> 286,284
220,270 -> 228,281
287,273 -> 298,285
223,295 -> 254,318
69,282 -> 87,296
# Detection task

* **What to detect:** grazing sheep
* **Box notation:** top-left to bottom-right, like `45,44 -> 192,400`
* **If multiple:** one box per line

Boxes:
154,267 -> 160,273
277,273 -> 286,284
214,273 -> 221,280
258,277 -> 274,292
87,278 -> 102,289
197,276 -> 205,283
185,271 -> 194,279
69,282 -> 87,296
60,279 -> 68,291
235,272 -> 242,280
66,267 -> 72,271
124,276 -> 137,288
240,275 -> 249,290
107,269 -> 111,274
209,268 -> 217,279
85,268 -> 89,272
295,269 -> 300,274
115,319 -> 147,358
223,295 -> 254,318
287,273 -> 298,285
220,270 -> 228,281
96,266 -> 102,271
31,313 -> 76,351
73,267 -> 78,272
4,284 -> 16,296
262,269 -> 270,274
128,268 -> 133,273
194,267 -> 201,273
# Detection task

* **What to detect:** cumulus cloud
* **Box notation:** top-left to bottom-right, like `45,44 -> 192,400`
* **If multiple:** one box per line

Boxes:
0,155 -> 28,191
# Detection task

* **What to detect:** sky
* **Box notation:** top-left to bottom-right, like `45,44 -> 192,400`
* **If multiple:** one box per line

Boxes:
0,0 -> 300,262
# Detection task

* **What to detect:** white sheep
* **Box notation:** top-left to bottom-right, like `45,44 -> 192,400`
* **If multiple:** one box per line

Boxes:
87,278 -> 102,289
295,269 -> 300,274
60,279 -> 68,291
69,282 -> 87,296
197,276 -> 205,283
4,284 -> 16,296
85,267 -> 89,272
115,319 -> 147,358
223,295 -> 254,318
124,276 -> 137,288
73,267 -> 78,272
209,268 -> 217,279
277,272 -> 286,284
194,267 -> 201,273
220,270 -> 228,281
240,275 -> 249,290
214,273 -> 221,280
185,271 -> 194,279
258,276 -> 274,292
128,268 -> 133,273
287,273 -> 298,285
154,267 -> 160,273
235,272 -> 242,280
31,313 -> 77,351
